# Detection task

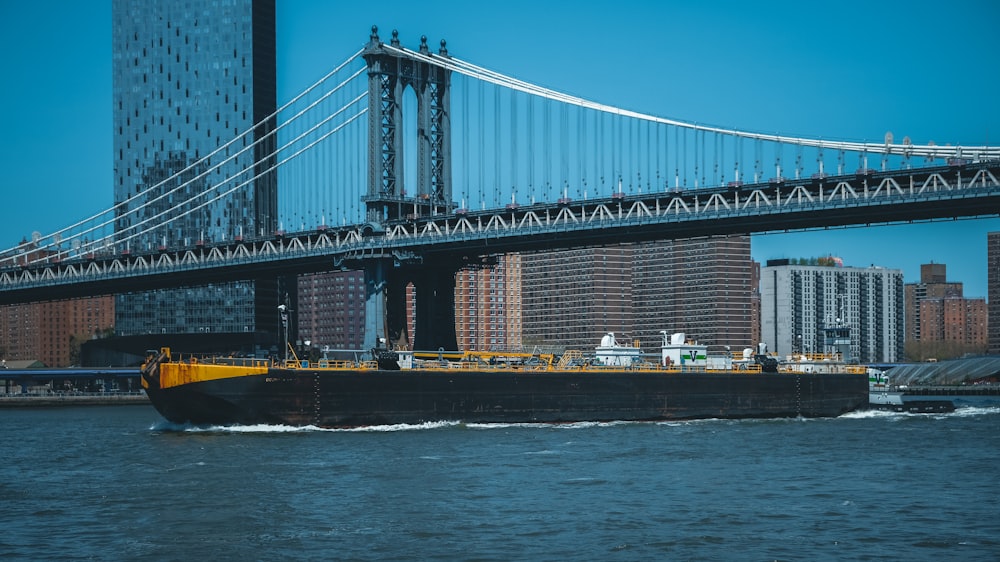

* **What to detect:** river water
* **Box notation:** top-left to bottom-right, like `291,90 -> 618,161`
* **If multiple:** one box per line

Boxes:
2,402 -> 998,561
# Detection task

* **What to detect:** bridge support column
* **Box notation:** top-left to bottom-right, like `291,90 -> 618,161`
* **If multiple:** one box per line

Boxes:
411,258 -> 460,352
363,260 -> 388,352
363,260 -> 410,351
385,273 -> 410,350
362,257 -> 461,353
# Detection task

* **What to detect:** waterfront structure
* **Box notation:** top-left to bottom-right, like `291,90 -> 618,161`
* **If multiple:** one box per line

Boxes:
0,297 -> 114,368
904,262 -> 987,360
454,255 -> 522,351
760,259 -> 904,363
111,0 -> 277,343
990,232 -> 1000,355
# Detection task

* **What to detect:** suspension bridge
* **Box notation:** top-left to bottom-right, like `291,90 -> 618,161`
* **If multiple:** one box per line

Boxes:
1,26 -> 998,351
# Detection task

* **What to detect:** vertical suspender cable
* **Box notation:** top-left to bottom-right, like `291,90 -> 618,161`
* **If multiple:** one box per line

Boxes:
796,142 -> 803,179
737,136 -> 743,184
595,110 -> 602,195
628,117 -> 634,190
775,141 -> 783,180
510,87 -> 517,205
656,121 -> 662,190
694,129 -> 699,188
616,113 -> 622,192
494,84 -> 500,200
648,120 -> 653,191
701,129 -> 706,187
526,92 -> 533,205
682,127 -> 687,188
715,132 -> 721,188
478,78 -> 485,206
754,139 -> 761,183
559,102 -> 568,195
461,76 -> 470,207
674,127 -> 681,189
578,105 -> 584,197
609,113 -> 615,194
543,98 -> 551,198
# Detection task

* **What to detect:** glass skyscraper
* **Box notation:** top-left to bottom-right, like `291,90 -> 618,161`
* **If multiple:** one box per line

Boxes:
111,0 -> 277,340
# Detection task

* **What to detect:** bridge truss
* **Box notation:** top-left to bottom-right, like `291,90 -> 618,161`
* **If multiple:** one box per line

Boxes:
2,159 -> 996,305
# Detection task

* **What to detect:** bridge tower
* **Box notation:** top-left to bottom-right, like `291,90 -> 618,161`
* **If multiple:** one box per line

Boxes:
362,26 -> 453,224
358,27 -> 460,353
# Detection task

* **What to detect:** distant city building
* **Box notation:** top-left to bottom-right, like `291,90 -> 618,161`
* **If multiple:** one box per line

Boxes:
521,246 -> 633,349
918,298 -> 987,347
297,271 -> 366,355
454,255 -> 522,351
631,237 -> 754,352
111,0 -> 278,344
0,297 -> 114,367
750,260 -> 762,348
760,259 -> 904,363
990,232 -> 1000,354
0,239 -> 116,366
518,236 -> 753,353
904,263 -> 962,342
903,262 -> 987,360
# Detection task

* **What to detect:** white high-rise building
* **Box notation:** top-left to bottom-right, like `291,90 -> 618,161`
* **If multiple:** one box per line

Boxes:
760,259 -> 903,363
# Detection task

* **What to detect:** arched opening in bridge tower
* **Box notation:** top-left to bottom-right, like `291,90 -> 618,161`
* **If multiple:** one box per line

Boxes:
402,86 -> 417,199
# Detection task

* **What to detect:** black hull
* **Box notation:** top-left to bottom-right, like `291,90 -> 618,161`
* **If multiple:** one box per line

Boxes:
145,368 -> 869,428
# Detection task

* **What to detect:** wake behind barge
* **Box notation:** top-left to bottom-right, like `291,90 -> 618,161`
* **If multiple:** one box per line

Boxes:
141,333 -> 872,428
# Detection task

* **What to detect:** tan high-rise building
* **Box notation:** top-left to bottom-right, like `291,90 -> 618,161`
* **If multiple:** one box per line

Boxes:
904,262 -> 987,360
0,297 -> 115,367
989,232 -> 1000,354
297,271 -> 366,354
904,263 -> 962,342
520,246 -> 634,349
919,298 -> 987,346
516,236 -> 753,353
454,255 -> 522,351
632,236 -> 754,352
750,260 -> 762,348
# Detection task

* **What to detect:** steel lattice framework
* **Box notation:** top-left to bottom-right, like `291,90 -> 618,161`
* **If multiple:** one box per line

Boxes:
362,26 -> 452,224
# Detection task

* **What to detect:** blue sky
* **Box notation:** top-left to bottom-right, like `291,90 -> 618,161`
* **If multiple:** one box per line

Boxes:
1,0 -> 998,296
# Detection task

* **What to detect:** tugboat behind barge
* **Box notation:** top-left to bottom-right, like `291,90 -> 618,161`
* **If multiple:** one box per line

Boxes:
141,332 -> 872,428
868,371 -> 955,413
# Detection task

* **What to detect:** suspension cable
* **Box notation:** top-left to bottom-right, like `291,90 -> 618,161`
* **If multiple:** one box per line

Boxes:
386,44 -> 998,160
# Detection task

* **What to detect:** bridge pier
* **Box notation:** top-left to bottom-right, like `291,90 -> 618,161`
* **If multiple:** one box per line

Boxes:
363,259 -> 417,352
410,258 -> 460,352
362,257 -> 461,353
363,260 -> 390,352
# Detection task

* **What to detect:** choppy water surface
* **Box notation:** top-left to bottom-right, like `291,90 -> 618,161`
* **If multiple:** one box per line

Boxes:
2,404 -> 998,561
